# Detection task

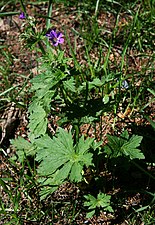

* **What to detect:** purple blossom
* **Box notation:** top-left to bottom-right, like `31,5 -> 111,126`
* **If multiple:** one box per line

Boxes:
19,12 -> 26,19
46,29 -> 64,46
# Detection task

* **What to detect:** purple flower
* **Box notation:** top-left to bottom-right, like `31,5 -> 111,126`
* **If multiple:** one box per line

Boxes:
46,29 -> 64,46
19,12 -> 26,19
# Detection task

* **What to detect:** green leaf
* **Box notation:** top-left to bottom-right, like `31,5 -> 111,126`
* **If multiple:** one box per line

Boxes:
103,94 -> 109,104
104,130 -> 144,160
38,170 -> 65,200
97,193 -> 112,210
121,135 -> 144,160
104,134 -> 122,157
35,128 -> 94,197
91,140 -> 103,151
86,210 -> 96,218
69,162 -> 83,182
89,78 -> 103,88
11,137 -> 35,162
63,77 -> 76,92
0,12 -> 19,17
28,104 -> 47,138
125,135 -> 142,149
84,192 -> 113,218
80,116 -> 98,124
56,127 -> 74,154
34,134 -> 55,161
120,130 -> 129,140
58,162 -> 72,180
76,135 -> 94,154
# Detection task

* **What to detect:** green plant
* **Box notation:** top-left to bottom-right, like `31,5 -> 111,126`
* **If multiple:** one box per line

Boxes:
0,157 -> 40,224
1,0 -> 154,223
35,128 -> 95,199
84,192 -> 113,218
104,130 -> 144,160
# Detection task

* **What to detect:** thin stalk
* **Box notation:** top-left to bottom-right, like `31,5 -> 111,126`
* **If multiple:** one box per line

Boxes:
120,7 -> 140,70
38,41 -> 46,55
64,29 -> 81,73
100,115 -> 103,141
0,85 -> 19,97
74,123 -> 80,144
103,40 -> 112,77
60,85 -> 69,107
19,0 -> 27,14
84,81 -> 89,107
95,0 -> 100,16
85,44 -> 95,78
46,0 -> 53,29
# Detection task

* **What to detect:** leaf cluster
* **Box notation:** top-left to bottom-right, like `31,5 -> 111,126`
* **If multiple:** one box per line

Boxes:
104,130 -> 144,160
84,193 -> 113,218
27,50 -> 70,139
35,128 -> 94,199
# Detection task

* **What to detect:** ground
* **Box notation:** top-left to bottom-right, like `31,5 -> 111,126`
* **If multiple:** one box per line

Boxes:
1,1 -> 155,224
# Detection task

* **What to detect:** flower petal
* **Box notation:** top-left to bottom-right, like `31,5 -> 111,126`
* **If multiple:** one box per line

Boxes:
19,12 -> 26,19
58,38 -> 64,44
46,29 -> 64,46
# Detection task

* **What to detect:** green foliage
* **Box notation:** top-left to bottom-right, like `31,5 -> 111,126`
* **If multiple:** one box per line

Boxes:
27,50 -> 70,139
63,77 -> 76,93
0,157 -> 43,224
104,130 -> 145,160
84,193 -> 113,218
28,103 -> 48,138
4,0 -> 155,222
0,48 -> 18,107
11,137 -> 36,162
35,128 -> 94,199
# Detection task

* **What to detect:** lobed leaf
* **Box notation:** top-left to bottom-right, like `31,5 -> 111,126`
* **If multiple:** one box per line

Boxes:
11,137 -> 35,162
84,192 -> 113,218
28,104 -> 47,138
35,128 -> 94,193
63,77 -> 76,92
104,130 -> 144,160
